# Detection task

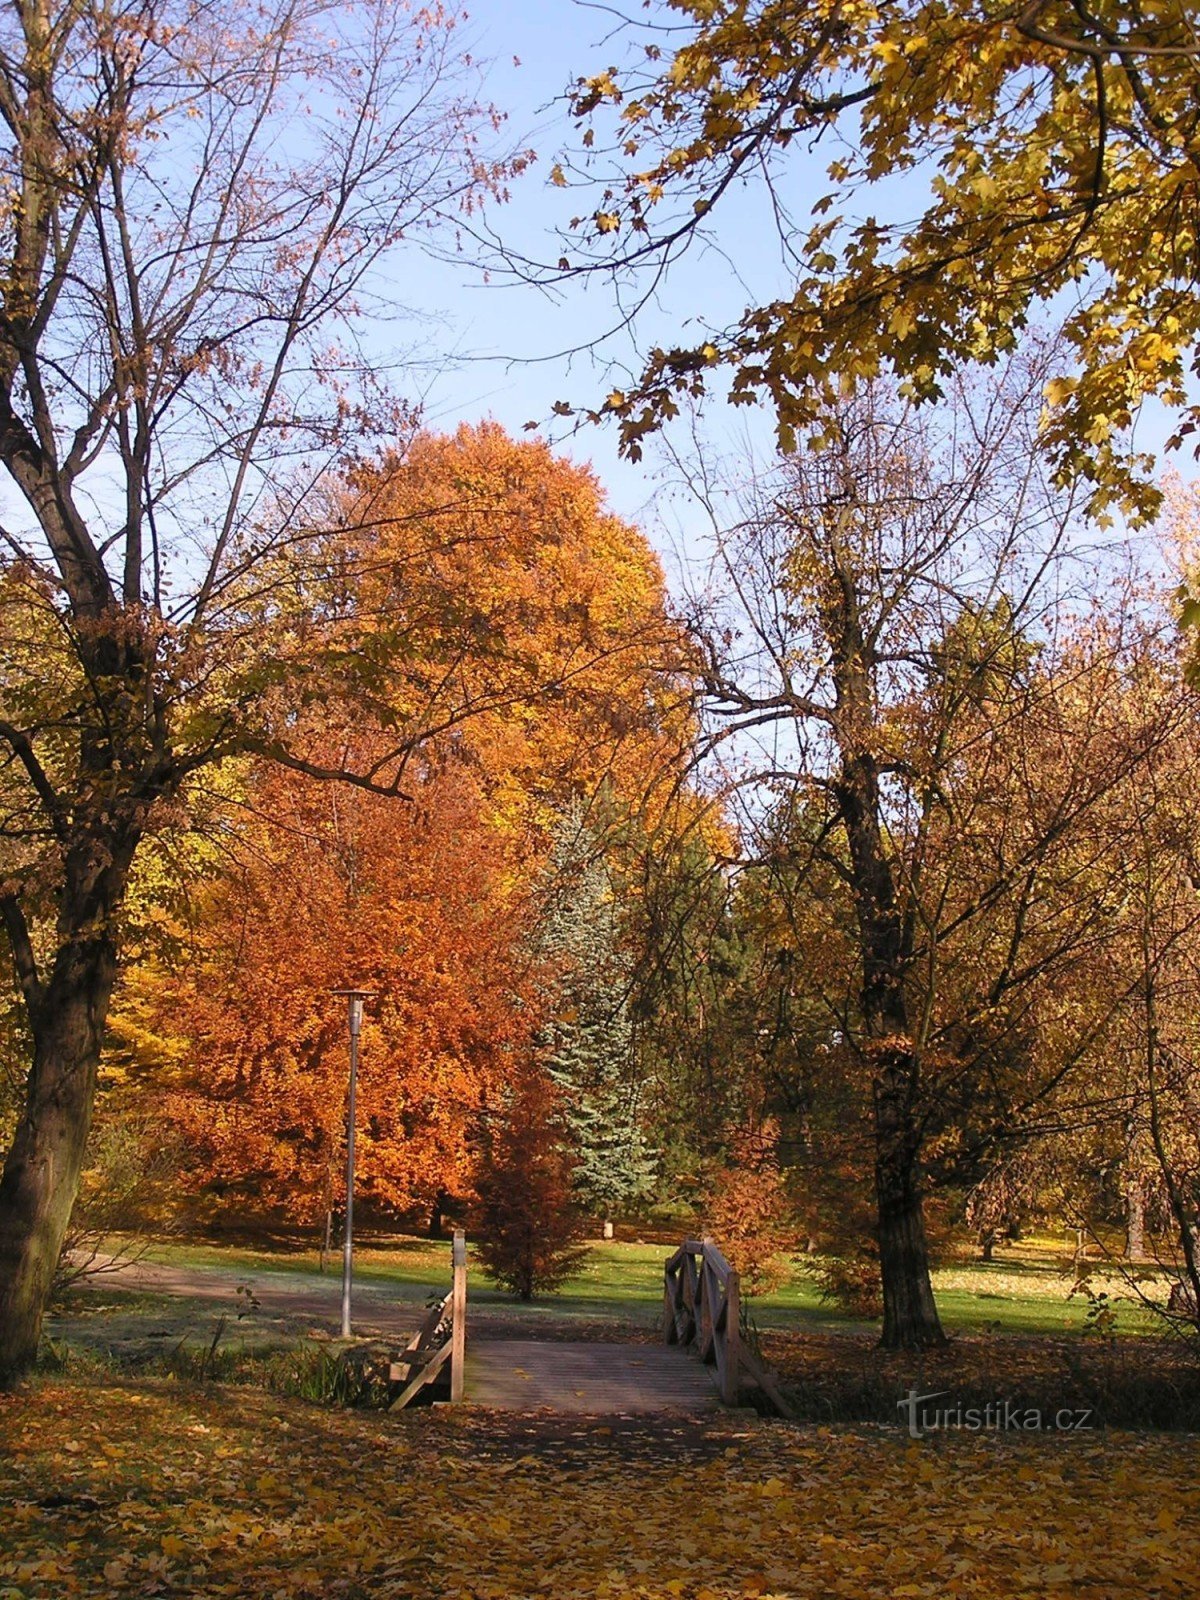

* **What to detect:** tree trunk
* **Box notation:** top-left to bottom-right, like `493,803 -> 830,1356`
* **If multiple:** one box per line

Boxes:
428,1189 -> 449,1240
0,813 -> 139,1385
0,946 -> 119,1383
1126,1174 -> 1146,1262
873,1055 -> 946,1349
877,1183 -> 944,1348
980,1231 -> 996,1262
836,744 -> 945,1351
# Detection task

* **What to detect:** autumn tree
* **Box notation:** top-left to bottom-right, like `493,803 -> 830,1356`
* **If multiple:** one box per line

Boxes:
557,1 -> 1200,517
1048,630 -> 1200,1308
472,1074 -> 589,1301
0,0 -> 517,1382
157,742 -> 534,1232
333,422 -> 696,833
695,372 -> 1184,1346
699,1119 -> 795,1295
134,425 -> 695,1240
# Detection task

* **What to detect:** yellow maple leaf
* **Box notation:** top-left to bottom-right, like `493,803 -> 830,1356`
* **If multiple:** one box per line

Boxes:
1043,376 -> 1077,407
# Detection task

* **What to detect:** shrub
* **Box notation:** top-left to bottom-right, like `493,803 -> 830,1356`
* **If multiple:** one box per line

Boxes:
54,1111 -> 184,1295
811,1246 -> 885,1320
793,1129 -> 886,1318
699,1120 -> 796,1296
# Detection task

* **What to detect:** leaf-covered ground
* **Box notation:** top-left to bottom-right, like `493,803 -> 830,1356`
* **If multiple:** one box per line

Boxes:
759,1328 -> 1200,1429
2,1379 -> 1198,1599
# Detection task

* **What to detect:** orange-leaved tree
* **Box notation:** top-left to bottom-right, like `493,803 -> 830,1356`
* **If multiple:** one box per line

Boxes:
131,425 -> 700,1237
160,743 -> 534,1231
0,0 -> 518,1381
472,1072 -> 589,1300
332,422 -> 696,834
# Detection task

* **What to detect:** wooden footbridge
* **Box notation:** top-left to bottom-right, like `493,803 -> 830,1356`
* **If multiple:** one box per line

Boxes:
388,1232 -> 792,1416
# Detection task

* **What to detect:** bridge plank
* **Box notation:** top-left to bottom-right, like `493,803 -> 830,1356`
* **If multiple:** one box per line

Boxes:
464,1340 -> 720,1413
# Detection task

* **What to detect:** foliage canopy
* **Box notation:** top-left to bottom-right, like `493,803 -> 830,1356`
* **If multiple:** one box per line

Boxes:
562,0 -> 1200,517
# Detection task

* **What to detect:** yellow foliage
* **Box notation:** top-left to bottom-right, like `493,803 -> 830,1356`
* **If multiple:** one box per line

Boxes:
340,422 -> 697,840
567,0 -> 1200,521
4,1381 -> 1200,1597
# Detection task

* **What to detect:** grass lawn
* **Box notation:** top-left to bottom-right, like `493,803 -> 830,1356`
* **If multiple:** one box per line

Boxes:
132,1231 -> 1168,1338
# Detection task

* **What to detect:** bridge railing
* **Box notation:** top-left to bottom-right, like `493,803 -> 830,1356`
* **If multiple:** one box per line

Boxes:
663,1235 -> 795,1417
388,1228 -> 467,1409
663,1236 -> 741,1404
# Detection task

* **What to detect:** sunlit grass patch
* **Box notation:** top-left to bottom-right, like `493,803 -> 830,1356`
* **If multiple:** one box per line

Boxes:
121,1232 -> 1177,1338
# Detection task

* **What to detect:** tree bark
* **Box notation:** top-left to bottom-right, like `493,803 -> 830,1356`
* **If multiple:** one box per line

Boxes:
0,819 -> 139,1384
0,966 -> 116,1381
877,1183 -> 944,1347
872,1048 -> 946,1348
833,732 -> 945,1349
1125,1173 -> 1146,1262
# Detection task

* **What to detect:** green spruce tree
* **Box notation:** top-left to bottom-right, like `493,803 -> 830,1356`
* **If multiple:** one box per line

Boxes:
535,804 -> 656,1228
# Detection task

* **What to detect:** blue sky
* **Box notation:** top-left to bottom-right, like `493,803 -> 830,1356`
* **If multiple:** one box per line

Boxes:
390,5 -> 644,479
391,0 -> 796,545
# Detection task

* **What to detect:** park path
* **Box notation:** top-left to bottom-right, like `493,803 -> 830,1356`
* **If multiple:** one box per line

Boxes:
465,1338 -> 718,1413
80,1254 -> 655,1337
66,1255 -> 722,1412
78,1254 -> 456,1336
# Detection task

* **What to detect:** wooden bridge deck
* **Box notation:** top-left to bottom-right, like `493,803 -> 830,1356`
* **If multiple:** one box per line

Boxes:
464,1339 -> 720,1413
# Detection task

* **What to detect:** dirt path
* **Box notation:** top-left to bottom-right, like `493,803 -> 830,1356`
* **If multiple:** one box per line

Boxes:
51,1254 -> 660,1356
78,1255 -> 436,1333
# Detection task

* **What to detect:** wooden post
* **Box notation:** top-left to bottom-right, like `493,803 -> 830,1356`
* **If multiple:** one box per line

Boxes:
450,1229 -> 467,1404
722,1267 -> 740,1407
682,1248 -> 696,1326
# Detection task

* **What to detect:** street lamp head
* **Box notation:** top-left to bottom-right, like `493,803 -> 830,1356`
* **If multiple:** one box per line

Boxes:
330,989 -> 378,1037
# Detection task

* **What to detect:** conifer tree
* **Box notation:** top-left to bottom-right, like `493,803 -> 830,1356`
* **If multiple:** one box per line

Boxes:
473,1076 -> 588,1301
535,804 -> 656,1226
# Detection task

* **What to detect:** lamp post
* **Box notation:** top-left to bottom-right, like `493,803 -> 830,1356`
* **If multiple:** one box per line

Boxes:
332,989 -> 374,1339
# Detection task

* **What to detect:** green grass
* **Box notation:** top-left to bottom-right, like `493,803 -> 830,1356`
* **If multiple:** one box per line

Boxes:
142,1234 -> 453,1287
129,1231 -> 1171,1339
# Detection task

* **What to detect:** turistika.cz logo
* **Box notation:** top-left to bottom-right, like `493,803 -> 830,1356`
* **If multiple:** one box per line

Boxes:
896,1389 -> 1094,1440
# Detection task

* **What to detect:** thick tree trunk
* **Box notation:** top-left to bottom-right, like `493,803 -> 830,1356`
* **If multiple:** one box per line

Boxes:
0,952 -> 118,1382
877,1184 -> 944,1348
837,748 -> 945,1351
873,1055 -> 946,1349
0,814 -> 139,1385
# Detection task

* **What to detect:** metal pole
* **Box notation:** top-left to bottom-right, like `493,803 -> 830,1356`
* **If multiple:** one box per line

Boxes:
340,993 -> 363,1340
